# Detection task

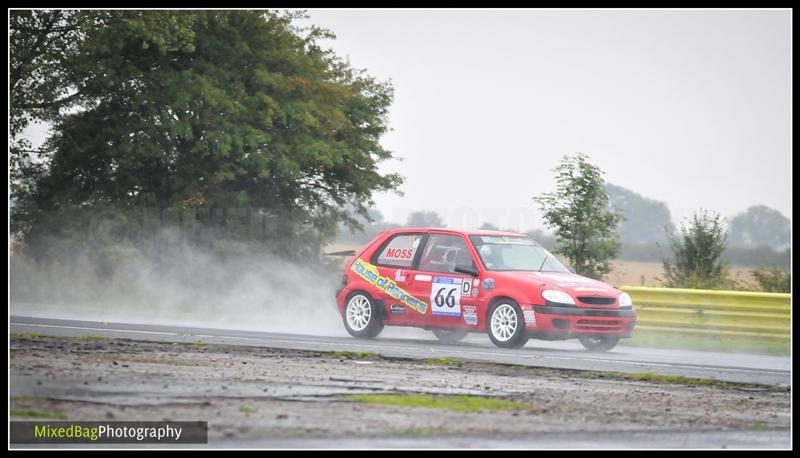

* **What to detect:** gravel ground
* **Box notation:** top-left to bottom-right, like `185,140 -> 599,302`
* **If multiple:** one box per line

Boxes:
10,336 -> 790,442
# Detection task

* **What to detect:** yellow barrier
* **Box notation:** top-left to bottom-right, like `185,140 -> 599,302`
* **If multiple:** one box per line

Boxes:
620,286 -> 791,342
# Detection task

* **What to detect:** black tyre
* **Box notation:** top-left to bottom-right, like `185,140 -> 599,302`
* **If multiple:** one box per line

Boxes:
432,328 -> 469,344
578,335 -> 621,352
487,300 -> 529,349
342,292 -> 384,339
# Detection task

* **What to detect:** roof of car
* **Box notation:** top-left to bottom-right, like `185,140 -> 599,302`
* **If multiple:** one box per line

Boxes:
396,228 -> 527,237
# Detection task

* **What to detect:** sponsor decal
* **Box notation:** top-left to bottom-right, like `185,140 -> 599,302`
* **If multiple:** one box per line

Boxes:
431,276 -> 462,317
482,278 -> 495,291
463,305 -> 478,325
351,259 -> 428,314
461,279 -> 472,296
472,278 -> 480,287
377,235 -> 421,266
385,247 -> 414,260
395,269 -> 407,282
480,236 -> 534,245
414,274 -> 432,282
390,303 -> 406,315
523,310 -> 536,325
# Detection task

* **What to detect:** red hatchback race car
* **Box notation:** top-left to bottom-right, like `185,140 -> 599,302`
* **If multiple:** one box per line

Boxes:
335,228 -> 637,352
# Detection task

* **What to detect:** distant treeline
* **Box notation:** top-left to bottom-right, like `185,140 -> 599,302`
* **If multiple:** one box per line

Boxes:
618,242 -> 790,269
335,212 -> 790,269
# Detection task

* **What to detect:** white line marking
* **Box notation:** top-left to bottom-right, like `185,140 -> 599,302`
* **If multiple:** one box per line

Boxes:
14,323 -> 180,336
12,323 -> 252,341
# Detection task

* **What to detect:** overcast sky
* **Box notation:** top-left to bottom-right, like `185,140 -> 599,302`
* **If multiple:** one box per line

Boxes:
304,9 -> 791,231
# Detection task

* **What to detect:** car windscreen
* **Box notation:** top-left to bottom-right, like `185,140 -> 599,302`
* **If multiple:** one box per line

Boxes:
469,235 -> 571,273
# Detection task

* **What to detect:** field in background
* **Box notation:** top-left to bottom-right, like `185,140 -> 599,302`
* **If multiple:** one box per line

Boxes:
604,260 -> 759,289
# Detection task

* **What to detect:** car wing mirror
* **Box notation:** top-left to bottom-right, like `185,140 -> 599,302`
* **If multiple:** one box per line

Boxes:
454,266 -> 478,276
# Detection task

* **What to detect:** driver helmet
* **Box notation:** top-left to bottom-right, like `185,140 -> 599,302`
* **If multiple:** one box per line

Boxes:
479,244 -> 495,267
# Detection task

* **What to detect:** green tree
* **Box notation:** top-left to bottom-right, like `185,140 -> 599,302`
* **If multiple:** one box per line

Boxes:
729,205 -> 791,248
750,267 -> 791,293
605,183 -> 675,243
533,153 -> 622,279
478,222 -> 499,230
10,10 -> 86,199
12,11 -> 401,257
524,228 -> 557,251
406,211 -> 444,228
662,210 -> 730,289
10,11 -> 199,200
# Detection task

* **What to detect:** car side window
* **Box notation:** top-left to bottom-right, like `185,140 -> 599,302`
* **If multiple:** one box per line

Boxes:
418,234 -> 477,274
374,234 -> 423,268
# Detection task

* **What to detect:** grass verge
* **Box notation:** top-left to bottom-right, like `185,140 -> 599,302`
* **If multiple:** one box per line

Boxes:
423,357 -> 464,367
622,333 -> 789,356
11,409 -> 67,420
13,332 -> 47,340
326,351 -> 376,359
343,394 -> 527,413
78,335 -> 103,342
612,371 -> 714,386
590,370 -> 787,392
239,406 -> 257,414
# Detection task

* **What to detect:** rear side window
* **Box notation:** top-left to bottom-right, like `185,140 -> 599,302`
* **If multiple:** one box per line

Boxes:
375,234 -> 423,268
418,234 -> 476,274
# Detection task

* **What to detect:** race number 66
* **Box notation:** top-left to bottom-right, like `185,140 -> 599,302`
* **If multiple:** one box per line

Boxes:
434,287 -> 457,308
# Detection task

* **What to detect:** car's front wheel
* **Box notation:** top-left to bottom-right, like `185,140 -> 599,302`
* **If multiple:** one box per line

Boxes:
578,335 -> 620,352
487,300 -> 529,349
432,328 -> 469,344
343,292 -> 384,339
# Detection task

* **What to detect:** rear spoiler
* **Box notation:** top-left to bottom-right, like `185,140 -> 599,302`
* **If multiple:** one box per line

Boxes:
323,250 -> 356,256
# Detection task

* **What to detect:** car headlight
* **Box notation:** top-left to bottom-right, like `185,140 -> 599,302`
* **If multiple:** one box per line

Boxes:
541,289 -> 576,305
618,292 -> 633,308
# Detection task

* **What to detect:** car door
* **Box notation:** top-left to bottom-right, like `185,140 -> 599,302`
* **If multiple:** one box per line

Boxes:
368,232 -> 430,324
406,233 -> 481,329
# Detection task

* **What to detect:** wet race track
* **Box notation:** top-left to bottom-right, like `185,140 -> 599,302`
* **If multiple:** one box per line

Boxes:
10,315 -> 792,449
11,315 -> 790,386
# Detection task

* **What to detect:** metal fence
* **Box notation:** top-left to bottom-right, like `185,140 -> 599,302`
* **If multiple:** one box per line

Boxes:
621,286 -> 791,342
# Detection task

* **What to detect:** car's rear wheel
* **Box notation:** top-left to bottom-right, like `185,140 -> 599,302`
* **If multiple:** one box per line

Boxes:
432,328 -> 469,344
487,300 -> 529,349
578,335 -> 620,352
343,292 -> 384,339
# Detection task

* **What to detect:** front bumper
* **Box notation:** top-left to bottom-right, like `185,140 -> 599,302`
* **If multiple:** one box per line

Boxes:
531,305 -> 637,336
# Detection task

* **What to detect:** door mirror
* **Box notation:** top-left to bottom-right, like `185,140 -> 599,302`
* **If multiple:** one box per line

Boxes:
454,265 -> 478,276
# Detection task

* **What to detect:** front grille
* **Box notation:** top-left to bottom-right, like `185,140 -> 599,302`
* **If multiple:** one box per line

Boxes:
575,319 -> 624,331
577,296 -> 616,306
